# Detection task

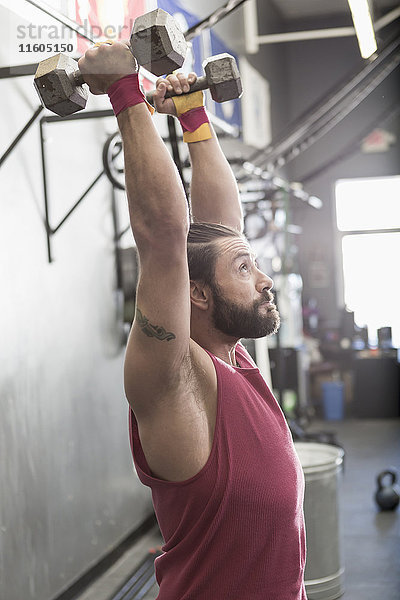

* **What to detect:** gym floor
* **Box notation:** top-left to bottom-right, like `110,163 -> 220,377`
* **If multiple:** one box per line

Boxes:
75,418 -> 400,600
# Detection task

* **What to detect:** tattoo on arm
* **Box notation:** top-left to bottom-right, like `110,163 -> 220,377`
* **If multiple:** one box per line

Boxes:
135,308 -> 176,342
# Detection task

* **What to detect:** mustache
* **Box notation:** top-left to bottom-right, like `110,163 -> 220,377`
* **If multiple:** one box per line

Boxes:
257,292 -> 276,307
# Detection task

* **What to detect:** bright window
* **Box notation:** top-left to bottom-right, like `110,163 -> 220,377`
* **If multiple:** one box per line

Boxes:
336,176 -> 400,231
336,177 -> 400,347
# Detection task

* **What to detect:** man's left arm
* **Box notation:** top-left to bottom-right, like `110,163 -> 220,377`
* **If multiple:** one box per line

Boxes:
153,73 -> 244,232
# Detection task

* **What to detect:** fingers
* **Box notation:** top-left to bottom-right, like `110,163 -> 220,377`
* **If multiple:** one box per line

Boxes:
154,78 -> 169,100
161,71 -> 198,94
78,41 -> 137,95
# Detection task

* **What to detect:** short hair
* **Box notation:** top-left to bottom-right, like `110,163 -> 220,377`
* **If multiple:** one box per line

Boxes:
187,222 -> 244,286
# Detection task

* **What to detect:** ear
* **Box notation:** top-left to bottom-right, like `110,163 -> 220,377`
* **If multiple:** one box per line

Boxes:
190,281 -> 211,311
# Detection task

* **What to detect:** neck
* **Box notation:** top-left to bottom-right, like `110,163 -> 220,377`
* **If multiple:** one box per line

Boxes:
191,326 -> 239,366
190,309 -> 241,366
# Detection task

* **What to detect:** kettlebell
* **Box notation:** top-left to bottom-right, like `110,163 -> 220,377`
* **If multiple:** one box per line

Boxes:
374,469 -> 400,511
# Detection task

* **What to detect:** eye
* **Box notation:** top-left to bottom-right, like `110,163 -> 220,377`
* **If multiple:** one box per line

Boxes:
239,263 -> 249,272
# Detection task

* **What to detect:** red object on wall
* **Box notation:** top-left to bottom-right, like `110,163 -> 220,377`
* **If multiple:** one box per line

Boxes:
75,0 -> 146,53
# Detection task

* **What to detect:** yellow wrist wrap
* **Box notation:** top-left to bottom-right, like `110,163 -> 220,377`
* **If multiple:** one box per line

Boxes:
172,91 -> 212,143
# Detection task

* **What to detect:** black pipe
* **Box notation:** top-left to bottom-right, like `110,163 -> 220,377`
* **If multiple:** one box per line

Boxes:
0,63 -> 38,78
116,224 -> 131,241
110,550 -> 162,600
111,186 -> 123,291
185,0 -> 248,42
167,115 -> 187,194
52,171 -> 105,233
42,109 -> 115,123
0,106 -> 43,168
39,119 -> 52,263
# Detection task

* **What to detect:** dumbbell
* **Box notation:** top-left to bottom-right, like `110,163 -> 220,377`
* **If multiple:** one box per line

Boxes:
146,53 -> 243,106
33,8 -> 187,117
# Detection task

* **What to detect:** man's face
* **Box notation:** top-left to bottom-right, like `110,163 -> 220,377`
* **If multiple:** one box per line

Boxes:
209,238 -> 280,339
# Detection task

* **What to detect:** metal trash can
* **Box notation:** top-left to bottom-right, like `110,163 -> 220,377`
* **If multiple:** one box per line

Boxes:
295,442 -> 345,600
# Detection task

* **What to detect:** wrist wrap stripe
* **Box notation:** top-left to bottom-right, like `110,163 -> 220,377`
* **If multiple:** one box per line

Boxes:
173,91 -> 212,143
107,74 -> 154,116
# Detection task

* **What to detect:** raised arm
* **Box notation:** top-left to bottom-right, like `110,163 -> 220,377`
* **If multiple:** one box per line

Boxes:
188,126 -> 243,231
78,43 -> 191,417
153,73 -> 244,232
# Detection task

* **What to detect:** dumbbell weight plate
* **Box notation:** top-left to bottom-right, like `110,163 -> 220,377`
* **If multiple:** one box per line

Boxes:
34,54 -> 88,117
130,8 -> 187,76
203,53 -> 243,103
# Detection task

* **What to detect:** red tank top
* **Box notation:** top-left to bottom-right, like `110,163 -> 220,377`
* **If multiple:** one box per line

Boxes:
129,343 -> 306,599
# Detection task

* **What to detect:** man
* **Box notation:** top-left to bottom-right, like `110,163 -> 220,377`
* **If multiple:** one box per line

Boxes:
79,39 -> 306,599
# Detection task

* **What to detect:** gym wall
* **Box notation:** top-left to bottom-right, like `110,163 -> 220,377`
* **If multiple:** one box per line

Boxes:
0,9 -> 153,600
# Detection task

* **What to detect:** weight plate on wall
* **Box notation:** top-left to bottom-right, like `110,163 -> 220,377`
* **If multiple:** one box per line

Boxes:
103,131 -> 125,190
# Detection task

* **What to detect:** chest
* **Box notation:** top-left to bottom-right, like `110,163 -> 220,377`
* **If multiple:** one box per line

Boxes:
219,372 -> 304,510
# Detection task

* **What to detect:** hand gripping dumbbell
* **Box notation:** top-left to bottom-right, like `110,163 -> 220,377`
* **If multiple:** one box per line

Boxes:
33,8 -> 187,117
146,53 -> 243,106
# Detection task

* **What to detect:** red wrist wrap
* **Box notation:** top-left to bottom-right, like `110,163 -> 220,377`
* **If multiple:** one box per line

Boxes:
178,106 -> 209,133
107,73 -> 147,116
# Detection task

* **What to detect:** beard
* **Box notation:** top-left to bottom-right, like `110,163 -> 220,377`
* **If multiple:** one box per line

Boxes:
210,283 -> 280,339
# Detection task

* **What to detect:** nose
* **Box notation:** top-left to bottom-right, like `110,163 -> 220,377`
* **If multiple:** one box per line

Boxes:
256,268 -> 274,293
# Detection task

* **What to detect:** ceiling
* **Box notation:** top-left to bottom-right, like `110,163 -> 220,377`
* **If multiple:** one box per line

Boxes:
270,0 -> 399,22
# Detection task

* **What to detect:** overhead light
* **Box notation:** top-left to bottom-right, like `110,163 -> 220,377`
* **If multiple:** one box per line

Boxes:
347,0 -> 377,58
308,196 -> 323,209
244,210 -> 269,241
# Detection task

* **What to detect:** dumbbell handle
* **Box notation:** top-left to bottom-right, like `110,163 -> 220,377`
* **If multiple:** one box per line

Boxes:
71,70 -> 210,102
146,75 -> 209,105
70,70 -> 85,88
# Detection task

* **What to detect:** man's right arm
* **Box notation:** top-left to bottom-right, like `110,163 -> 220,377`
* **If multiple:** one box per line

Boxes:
78,43 -> 192,419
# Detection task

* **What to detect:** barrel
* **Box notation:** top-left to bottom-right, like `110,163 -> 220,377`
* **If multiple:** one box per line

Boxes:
295,442 -> 345,600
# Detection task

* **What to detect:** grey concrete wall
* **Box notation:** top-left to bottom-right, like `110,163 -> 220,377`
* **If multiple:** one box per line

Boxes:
0,7 -> 153,600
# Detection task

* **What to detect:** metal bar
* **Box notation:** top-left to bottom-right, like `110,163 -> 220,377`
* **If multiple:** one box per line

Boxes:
184,0 -> 248,42
52,171 -> 105,233
24,0 -> 96,43
0,105 -> 43,167
250,6 -> 400,46
123,565 -> 156,600
338,228 -> 400,236
111,560 -> 154,600
243,0 -> 259,54
167,116 -> 186,193
117,224 -> 131,241
40,107 -> 234,132
39,119 -> 52,262
134,574 -> 157,600
110,552 -> 161,600
209,112 -> 240,137
0,63 -> 38,78
256,27 -> 355,44
41,109 -> 115,123
111,186 -> 123,290
375,6 -> 400,31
